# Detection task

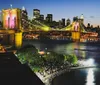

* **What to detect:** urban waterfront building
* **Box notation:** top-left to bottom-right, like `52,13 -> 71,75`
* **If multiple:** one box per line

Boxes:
62,18 -> 65,27
46,14 -> 53,22
87,23 -> 91,28
58,20 -> 62,28
66,18 -> 71,26
33,9 -> 40,19
21,6 -> 29,29
39,14 -> 44,21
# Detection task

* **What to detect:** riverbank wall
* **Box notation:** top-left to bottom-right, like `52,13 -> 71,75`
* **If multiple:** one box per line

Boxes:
36,65 -> 97,85
36,68 -> 70,85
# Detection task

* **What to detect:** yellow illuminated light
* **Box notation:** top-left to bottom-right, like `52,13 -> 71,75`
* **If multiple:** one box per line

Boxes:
41,26 -> 50,31
15,32 -> 22,48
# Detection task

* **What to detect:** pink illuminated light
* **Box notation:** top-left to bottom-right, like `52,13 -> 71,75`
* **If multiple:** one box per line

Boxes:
74,22 -> 79,31
5,10 -> 17,29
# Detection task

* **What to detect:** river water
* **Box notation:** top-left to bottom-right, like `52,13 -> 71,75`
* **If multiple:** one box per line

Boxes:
23,40 -> 100,85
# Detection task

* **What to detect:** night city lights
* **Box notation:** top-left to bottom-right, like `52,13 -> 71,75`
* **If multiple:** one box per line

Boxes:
0,0 -> 100,85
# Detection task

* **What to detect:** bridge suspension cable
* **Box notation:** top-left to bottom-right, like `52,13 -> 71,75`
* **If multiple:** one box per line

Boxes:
21,12 -> 51,31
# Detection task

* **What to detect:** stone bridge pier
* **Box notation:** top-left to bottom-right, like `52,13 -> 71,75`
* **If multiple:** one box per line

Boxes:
0,30 -> 23,49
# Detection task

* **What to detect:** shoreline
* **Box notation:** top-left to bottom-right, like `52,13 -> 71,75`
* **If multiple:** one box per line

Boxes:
35,65 -> 96,85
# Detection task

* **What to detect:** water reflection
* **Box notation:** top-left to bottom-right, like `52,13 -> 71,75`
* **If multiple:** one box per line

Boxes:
23,41 -> 100,85
86,68 -> 95,85
73,43 -> 86,58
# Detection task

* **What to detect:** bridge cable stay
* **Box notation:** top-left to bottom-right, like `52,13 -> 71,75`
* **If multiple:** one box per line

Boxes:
21,12 -> 51,31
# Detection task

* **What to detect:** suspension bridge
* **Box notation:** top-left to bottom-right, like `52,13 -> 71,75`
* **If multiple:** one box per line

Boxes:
0,8 -> 98,48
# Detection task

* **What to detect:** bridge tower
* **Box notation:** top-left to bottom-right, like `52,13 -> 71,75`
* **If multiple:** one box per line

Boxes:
2,8 -> 23,48
71,22 -> 81,41
15,32 -> 22,49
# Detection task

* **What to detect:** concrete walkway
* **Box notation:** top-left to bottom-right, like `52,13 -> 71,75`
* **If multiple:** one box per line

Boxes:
36,65 -> 97,85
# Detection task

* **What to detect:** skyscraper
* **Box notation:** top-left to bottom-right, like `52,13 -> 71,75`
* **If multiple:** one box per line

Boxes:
66,18 -> 71,26
33,9 -> 40,19
21,6 -> 28,29
62,18 -> 65,27
39,14 -> 44,21
58,20 -> 62,28
87,23 -> 90,28
46,14 -> 53,22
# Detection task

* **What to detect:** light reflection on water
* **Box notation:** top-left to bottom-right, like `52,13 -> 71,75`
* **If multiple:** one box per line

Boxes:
86,68 -> 95,85
23,41 -> 100,85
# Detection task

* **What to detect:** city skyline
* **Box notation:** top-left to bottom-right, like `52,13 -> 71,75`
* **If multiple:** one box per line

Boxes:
0,0 -> 100,26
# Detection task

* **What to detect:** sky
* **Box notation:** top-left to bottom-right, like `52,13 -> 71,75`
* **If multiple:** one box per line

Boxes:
0,0 -> 100,26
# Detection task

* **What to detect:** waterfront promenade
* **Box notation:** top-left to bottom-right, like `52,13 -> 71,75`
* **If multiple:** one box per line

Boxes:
36,64 -> 97,85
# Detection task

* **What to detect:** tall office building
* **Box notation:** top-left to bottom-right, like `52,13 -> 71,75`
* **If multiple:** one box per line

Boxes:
46,14 -> 53,22
58,20 -> 62,28
66,18 -> 71,26
21,6 -> 28,29
62,18 -> 65,27
87,23 -> 90,28
39,14 -> 44,21
33,9 -> 40,19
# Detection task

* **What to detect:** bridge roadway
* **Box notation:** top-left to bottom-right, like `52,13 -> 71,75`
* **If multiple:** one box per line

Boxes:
0,29 -> 89,34
0,29 -> 98,42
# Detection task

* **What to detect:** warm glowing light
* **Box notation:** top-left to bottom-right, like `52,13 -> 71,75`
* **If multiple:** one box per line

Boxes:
38,51 -> 45,55
42,26 -> 50,31
15,32 -> 22,48
74,22 -> 79,31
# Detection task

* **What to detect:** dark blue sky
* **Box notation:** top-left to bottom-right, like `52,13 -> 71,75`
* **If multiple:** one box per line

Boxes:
0,0 -> 100,26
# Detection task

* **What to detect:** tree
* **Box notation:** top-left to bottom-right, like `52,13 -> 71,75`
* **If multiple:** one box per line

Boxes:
67,54 -> 78,65
16,44 -> 45,71
16,44 -> 39,64
43,51 -> 64,69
